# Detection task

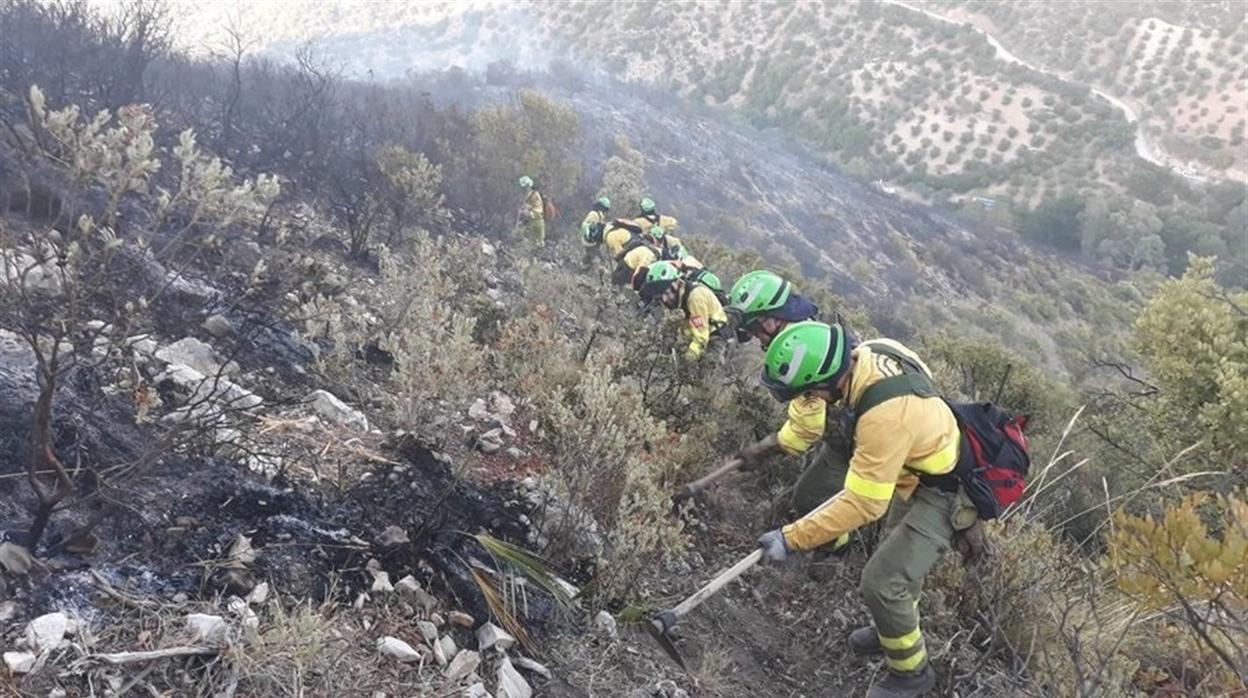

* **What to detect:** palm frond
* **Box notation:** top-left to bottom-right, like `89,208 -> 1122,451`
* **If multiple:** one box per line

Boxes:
468,566 -> 537,656
471,532 -> 575,607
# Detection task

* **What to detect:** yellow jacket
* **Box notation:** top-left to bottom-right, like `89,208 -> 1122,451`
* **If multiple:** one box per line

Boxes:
633,214 -> 678,236
680,284 -> 727,359
621,245 -> 658,282
604,224 -> 633,257
780,340 -> 960,551
522,190 -> 543,221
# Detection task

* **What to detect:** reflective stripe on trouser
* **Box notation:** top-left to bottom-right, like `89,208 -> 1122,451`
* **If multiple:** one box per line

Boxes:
858,486 -> 957,673
791,443 -> 851,551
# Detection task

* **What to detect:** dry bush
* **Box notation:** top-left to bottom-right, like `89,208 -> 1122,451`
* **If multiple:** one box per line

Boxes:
1,85 -> 279,546
308,233 -> 490,428
923,412 -> 1244,697
226,599 -> 373,697
541,366 -> 687,601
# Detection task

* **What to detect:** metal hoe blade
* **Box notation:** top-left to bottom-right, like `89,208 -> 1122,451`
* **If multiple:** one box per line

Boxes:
644,611 -> 686,670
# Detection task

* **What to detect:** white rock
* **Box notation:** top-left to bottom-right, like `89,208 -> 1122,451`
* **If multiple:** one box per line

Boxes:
25,612 -> 69,652
155,337 -> 222,376
185,614 -> 228,645
371,570 -> 394,593
448,611 -> 475,628
376,636 -> 423,663
512,656 -> 551,679
491,392 -> 516,419
468,398 -> 491,422
0,542 -> 33,575
395,575 -> 422,595
496,657 -> 532,698
481,241 -> 497,256
593,610 -> 617,639
202,314 -> 234,337
377,525 -> 409,546
416,620 -> 438,646
432,634 -> 448,666
444,649 -> 481,682
127,335 -> 159,360
476,622 -> 516,652
227,597 -> 259,632
440,634 -> 458,660
463,682 -> 492,698
245,582 -> 269,605
354,592 -> 369,610
3,651 -> 35,674
2,251 -> 61,295
304,389 -> 369,431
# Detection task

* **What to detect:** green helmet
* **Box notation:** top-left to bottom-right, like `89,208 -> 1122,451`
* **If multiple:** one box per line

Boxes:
596,196 -> 611,210
761,321 -> 854,402
518,176 -> 533,188
688,268 -> 722,293
644,224 -> 666,242
729,270 -> 791,320
639,197 -> 657,214
639,260 -> 681,303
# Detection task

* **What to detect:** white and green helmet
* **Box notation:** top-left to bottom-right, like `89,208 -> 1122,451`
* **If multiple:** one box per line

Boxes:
761,321 -> 853,401
728,270 -> 792,321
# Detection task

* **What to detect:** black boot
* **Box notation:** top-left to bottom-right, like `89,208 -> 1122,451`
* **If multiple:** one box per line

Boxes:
865,663 -> 936,698
848,626 -> 883,656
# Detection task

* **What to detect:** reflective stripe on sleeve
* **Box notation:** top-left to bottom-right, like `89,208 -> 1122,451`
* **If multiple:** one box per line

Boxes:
845,470 -> 896,500
907,429 -> 959,475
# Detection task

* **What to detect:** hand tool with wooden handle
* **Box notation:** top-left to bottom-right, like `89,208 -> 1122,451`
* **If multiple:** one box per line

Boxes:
670,456 -> 745,508
645,548 -> 764,668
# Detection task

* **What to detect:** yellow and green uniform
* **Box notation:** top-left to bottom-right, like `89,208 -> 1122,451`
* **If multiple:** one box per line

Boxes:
604,224 -> 634,257
580,209 -> 608,247
780,340 -> 968,675
632,213 -> 678,236
677,283 -> 728,360
516,189 -> 545,246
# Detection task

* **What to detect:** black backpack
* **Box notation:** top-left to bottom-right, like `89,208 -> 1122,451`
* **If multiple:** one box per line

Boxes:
854,341 -> 1032,520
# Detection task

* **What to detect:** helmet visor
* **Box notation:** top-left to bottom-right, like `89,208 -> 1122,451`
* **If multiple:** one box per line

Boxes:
759,369 -> 804,402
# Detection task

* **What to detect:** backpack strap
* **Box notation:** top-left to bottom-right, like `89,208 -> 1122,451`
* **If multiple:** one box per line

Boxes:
852,342 -> 941,418
854,373 -> 938,417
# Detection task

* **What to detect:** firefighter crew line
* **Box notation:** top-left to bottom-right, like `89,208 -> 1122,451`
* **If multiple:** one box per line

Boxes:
515,177 -> 1034,698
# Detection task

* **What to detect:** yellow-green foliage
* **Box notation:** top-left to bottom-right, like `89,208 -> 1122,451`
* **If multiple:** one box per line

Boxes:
159,128 -> 280,236
376,144 -> 447,232
1109,493 -> 1247,606
471,89 -> 582,223
1134,256 -> 1248,469
1107,493 -> 1247,691
597,135 -> 647,212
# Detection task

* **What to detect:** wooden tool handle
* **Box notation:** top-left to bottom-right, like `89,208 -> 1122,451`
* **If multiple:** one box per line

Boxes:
670,548 -> 763,620
683,457 -> 745,497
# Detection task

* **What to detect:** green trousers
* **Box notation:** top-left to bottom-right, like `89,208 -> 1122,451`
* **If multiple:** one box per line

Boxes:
860,485 -> 964,673
791,441 -> 850,516
794,440 -> 971,673
516,217 -> 546,247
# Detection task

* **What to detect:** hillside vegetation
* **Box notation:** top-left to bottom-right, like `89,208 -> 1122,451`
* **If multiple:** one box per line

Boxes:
1,2 -> 1245,698
537,0 -> 1247,284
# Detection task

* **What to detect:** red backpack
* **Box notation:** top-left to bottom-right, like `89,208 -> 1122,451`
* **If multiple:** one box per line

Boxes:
945,402 -> 1031,519
854,341 -> 1032,520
